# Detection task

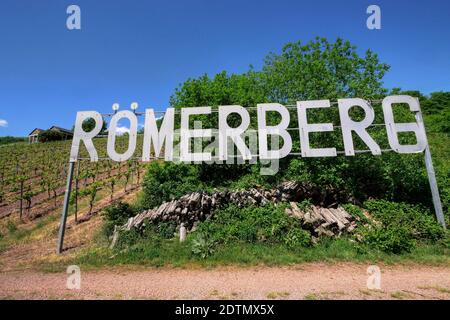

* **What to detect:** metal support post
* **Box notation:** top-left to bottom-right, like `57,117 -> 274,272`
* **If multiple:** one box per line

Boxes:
56,161 -> 75,254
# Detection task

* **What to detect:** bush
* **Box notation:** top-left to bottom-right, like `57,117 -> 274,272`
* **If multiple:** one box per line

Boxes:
0,136 -> 26,146
356,199 -> 446,254
145,221 -> 177,240
191,233 -> 216,258
102,202 -> 137,237
342,204 -> 370,224
283,228 -> 311,249
140,162 -> 203,210
116,229 -> 142,249
362,225 -> 415,254
38,130 -> 66,143
364,200 -> 444,242
196,204 -> 311,248
439,232 -> 450,249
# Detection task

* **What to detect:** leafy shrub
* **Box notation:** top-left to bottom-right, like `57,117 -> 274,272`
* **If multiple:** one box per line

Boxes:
156,221 -> 177,239
364,200 -> 444,242
116,229 -> 142,249
439,232 -> 450,249
0,136 -> 26,146
342,204 -> 370,224
356,199 -> 446,254
283,228 -> 311,249
38,130 -> 67,143
296,199 -> 313,211
114,220 -> 178,249
196,204 -> 311,248
191,233 -> 216,258
361,225 -> 415,254
140,161 -> 203,210
102,202 -> 137,237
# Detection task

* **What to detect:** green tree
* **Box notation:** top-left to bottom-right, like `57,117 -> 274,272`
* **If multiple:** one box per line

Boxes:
0,136 -> 26,146
38,130 -> 66,142
261,37 -> 389,102
71,117 -> 107,133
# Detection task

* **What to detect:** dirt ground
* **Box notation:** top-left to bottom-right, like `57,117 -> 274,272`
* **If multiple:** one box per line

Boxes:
0,188 -> 140,272
1,263 -> 449,300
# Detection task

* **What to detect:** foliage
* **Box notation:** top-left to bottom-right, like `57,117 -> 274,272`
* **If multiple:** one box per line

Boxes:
354,200 -> 445,254
115,229 -> 142,249
114,220 -> 178,250
0,136 -> 26,146
140,161 -> 204,210
156,221 -> 177,239
283,228 -> 311,249
437,231 -> 450,249
140,220 -> 178,240
73,237 -> 450,268
342,204 -> 370,224
360,225 -> 415,254
81,117 -> 107,133
364,200 -> 445,242
38,130 -> 67,143
261,37 -> 389,102
195,204 -> 311,247
102,202 -> 137,237
191,233 -> 217,258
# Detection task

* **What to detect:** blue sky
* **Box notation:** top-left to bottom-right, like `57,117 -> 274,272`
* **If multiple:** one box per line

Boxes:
0,0 -> 449,136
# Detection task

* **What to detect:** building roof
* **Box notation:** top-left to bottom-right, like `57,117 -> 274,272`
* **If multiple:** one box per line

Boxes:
49,126 -> 73,135
28,128 -> 44,136
28,126 -> 73,136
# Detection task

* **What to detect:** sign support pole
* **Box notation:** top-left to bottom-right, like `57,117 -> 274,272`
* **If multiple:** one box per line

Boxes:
57,161 -> 75,254
423,145 -> 446,229
415,110 -> 446,229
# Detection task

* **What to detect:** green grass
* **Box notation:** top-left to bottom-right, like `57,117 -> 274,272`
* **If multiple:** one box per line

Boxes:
5,214 -> 58,242
35,236 -> 450,272
0,213 -> 60,258
0,241 -> 9,254
266,291 -> 290,299
390,291 -> 411,300
304,293 -> 319,300
418,285 -> 450,294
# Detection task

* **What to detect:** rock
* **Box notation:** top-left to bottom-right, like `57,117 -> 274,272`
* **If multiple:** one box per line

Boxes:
110,181 -> 358,247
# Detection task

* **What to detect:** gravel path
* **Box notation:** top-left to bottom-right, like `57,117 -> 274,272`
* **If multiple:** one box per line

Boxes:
1,263 -> 449,300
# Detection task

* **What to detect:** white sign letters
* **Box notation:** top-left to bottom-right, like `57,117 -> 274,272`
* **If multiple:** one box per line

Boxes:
70,95 -> 428,163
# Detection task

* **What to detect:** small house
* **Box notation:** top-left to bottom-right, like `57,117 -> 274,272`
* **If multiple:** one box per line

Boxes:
28,128 -> 44,143
28,126 -> 73,143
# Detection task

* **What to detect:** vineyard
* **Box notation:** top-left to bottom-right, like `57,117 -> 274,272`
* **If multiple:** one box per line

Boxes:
0,136 -> 147,223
